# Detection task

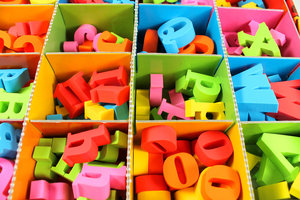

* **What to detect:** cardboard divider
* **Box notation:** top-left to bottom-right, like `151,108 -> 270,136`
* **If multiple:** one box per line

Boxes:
135,54 -> 237,120
275,12 -> 300,57
134,120 -> 232,139
46,53 -> 132,82
58,0 -> 68,3
0,120 -> 23,130
0,5 -> 54,55
27,55 -> 56,120
228,56 -> 300,80
242,121 -> 300,145
0,0 -> 28,4
7,2 -> 298,200
130,121 -> 252,200
0,120 -> 24,199
226,123 -> 253,200
129,133 -> 134,199
215,58 -> 237,121
11,120 -> 128,200
216,0 -> 287,11
0,53 -> 40,79
218,7 -> 283,32
0,54 -> 40,120
137,4 -> 224,55
31,120 -> 128,136
241,121 -> 300,194
28,53 -> 132,120
11,121 -> 42,200
138,0 -> 214,6
0,5 -> 54,30
228,56 -> 300,122
206,10 -> 224,55
218,7 -> 300,57
264,0 -> 288,11
45,4 -> 134,53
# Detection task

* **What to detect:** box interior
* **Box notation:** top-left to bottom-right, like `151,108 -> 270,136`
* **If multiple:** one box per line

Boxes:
137,4 -> 223,54
45,4 -> 134,52
228,56 -> 300,80
218,7 -> 300,57
4,2 -> 300,200
12,121 -> 128,200
0,54 -> 40,78
28,53 -> 132,120
264,0 -> 288,11
0,5 -> 54,30
242,122 -> 300,145
132,121 -> 252,200
136,54 -> 237,120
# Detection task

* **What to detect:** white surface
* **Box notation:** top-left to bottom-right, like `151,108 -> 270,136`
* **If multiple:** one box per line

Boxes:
294,0 -> 300,13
